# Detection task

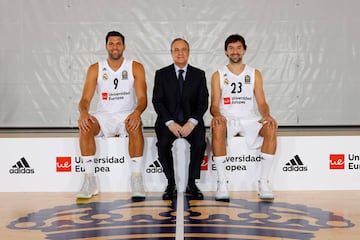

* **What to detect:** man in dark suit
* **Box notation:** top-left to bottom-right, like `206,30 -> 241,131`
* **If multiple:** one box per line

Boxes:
152,38 -> 209,200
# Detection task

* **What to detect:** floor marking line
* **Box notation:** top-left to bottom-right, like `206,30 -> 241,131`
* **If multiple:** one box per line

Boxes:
175,191 -> 184,240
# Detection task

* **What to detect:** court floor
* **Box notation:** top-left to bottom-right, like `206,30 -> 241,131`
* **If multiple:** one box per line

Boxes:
2,190 -> 359,239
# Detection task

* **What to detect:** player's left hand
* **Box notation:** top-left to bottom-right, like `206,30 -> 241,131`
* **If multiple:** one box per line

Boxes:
259,116 -> 278,129
125,110 -> 142,132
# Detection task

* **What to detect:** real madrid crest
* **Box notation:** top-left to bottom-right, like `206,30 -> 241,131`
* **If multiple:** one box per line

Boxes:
122,70 -> 128,80
224,73 -> 229,85
245,74 -> 251,84
102,73 -> 108,80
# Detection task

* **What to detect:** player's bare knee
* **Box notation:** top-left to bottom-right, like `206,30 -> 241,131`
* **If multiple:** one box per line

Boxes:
261,127 -> 276,140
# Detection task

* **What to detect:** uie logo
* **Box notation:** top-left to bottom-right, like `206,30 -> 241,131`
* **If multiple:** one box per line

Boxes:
201,155 -> 208,171
329,154 -> 345,170
56,156 -> 72,172
102,92 -> 108,100
223,97 -> 231,105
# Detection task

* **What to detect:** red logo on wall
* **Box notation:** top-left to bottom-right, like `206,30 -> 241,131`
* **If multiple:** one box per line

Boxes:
56,156 -> 72,172
223,97 -> 231,104
329,154 -> 345,169
102,92 -> 108,100
201,155 -> 208,170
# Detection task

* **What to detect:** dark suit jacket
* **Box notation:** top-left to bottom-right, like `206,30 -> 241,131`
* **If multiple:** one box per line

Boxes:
152,64 -> 209,128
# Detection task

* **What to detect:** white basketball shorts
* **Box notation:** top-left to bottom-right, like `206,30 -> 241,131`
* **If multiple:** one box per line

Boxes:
92,111 -> 132,138
226,116 -> 264,149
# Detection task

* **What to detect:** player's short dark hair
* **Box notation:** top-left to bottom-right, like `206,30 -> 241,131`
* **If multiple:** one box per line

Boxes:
224,34 -> 247,51
105,31 -> 125,44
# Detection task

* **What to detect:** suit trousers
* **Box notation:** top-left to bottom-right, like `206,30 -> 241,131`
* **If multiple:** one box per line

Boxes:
155,123 -> 206,184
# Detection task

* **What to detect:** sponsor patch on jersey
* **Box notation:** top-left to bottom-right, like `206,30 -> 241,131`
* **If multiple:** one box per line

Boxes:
223,97 -> 231,104
102,92 -> 108,100
122,70 -> 128,80
245,75 -> 251,83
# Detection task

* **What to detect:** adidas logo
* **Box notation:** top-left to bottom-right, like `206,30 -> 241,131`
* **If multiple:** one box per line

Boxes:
283,155 -> 308,172
146,160 -> 163,173
9,157 -> 35,174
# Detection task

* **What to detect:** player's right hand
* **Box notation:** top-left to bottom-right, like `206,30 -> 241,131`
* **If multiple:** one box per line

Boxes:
78,113 -> 96,132
211,115 -> 227,128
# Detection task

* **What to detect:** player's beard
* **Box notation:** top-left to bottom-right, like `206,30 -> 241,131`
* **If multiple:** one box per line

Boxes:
109,51 -> 123,61
228,54 -> 242,64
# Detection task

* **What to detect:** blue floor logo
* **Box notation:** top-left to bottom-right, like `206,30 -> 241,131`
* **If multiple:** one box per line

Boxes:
7,196 -> 354,240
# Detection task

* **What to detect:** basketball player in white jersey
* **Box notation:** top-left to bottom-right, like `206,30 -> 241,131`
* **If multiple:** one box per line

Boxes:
76,31 -> 147,202
210,34 -> 277,202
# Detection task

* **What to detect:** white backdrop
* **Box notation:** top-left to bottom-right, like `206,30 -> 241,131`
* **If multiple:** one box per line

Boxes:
2,136 -> 360,192
1,0 -> 360,127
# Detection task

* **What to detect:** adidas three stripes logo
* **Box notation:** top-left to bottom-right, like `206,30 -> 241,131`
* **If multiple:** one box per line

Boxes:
283,155 -> 308,172
12,157 -> 31,169
9,157 -> 35,174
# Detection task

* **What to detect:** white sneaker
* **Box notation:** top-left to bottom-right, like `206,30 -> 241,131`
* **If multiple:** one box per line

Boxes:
215,180 -> 230,202
76,173 -> 99,199
131,174 -> 145,202
258,179 -> 274,200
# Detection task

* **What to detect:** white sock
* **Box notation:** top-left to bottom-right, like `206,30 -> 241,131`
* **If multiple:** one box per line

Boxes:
260,152 -> 275,180
213,156 -> 227,183
82,156 -> 95,174
130,156 -> 143,175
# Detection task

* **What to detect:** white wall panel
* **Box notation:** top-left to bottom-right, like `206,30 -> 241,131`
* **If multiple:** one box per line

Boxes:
1,0 -> 360,127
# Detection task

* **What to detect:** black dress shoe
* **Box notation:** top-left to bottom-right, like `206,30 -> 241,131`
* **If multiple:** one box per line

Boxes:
185,183 -> 204,199
162,184 -> 177,200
